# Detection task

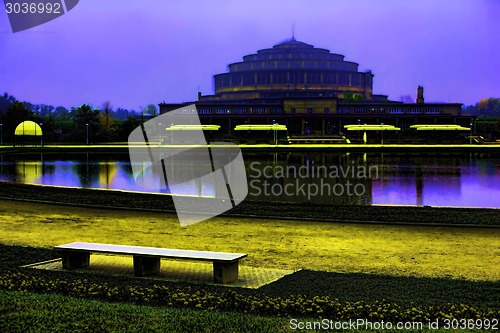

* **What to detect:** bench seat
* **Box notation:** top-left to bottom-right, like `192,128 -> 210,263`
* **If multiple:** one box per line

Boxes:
54,242 -> 247,283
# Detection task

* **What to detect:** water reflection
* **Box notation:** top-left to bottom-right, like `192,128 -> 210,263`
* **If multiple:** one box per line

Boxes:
0,152 -> 498,208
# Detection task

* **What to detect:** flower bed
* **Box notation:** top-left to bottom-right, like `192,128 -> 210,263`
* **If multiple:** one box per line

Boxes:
0,268 -> 498,322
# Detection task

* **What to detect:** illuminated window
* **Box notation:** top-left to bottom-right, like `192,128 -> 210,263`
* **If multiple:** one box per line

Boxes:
425,108 -> 441,114
407,108 -> 421,114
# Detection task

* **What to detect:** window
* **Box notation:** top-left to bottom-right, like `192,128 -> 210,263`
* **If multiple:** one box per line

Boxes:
198,108 -> 213,114
324,107 -> 330,114
290,108 -> 296,114
425,108 -> 441,114
371,108 -> 385,114
389,108 -> 403,114
354,108 -> 366,114
407,108 -> 421,114
337,108 -> 350,114
307,108 -> 313,114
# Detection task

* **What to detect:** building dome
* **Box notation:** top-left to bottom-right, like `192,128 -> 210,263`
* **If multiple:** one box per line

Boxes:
205,39 -> 374,101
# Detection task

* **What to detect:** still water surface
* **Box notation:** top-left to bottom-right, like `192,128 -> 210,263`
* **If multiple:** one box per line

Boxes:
0,152 -> 498,208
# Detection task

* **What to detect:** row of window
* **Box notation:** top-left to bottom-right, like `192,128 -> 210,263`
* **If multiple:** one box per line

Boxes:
199,108 -> 284,114
230,60 -> 356,72
244,52 -> 343,62
215,71 -> 371,88
197,107 -> 441,115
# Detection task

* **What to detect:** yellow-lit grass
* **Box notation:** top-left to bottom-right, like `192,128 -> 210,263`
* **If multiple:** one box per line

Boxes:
0,199 -> 498,281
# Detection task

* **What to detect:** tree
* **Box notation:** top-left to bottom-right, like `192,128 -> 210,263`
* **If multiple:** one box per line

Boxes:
98,112 -> 117,141
117,116 -> 143,142
343,92 -> 365,103
477,98 -> 500,116
97,101 -> 118,141
39,104 -> 55,117
146,104 -> 158,117
54,106 -> 71,121
114,108 -> 129,120
39,114 -> 57,143
71,104 -> 100,143
0,92 -> 16,114
2,101 -> 35,143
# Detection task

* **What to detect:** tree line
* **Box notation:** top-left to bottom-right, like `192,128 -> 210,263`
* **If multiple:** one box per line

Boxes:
1,92 -> 499,143
463,98 -> 500,117
0,93 -> 159,143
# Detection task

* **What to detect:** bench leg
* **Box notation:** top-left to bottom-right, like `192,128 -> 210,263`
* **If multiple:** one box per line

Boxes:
133,256 -> 160,277
61,251 -> 90,269
213,261 -> 239,283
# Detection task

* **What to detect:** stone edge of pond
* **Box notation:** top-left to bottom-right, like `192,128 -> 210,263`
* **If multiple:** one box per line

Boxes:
0,182 -> 498,227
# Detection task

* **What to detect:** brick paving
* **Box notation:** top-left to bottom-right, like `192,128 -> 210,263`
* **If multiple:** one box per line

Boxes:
26,254 -> 295,288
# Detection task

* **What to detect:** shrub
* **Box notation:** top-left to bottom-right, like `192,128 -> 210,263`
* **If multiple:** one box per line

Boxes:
0,268 -> 498,322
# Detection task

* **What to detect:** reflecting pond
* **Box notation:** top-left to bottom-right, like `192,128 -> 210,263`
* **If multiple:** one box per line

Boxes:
0,151 -> 499,208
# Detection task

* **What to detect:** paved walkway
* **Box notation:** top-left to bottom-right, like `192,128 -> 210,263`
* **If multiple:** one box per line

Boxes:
26,254 -> 295,288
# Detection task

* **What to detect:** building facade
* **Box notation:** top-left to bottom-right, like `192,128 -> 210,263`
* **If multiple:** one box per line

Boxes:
159,39 -> 470,140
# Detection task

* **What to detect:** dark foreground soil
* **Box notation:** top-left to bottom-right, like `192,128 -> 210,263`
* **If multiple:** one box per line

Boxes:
0,182 -> 498,226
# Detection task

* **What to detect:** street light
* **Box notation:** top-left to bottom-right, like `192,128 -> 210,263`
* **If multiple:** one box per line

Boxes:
86,123 -> 89,145
470,118 -> 473,144
40,123 -> 43,147
158,123 -> 162,144
381,122 -> 384,145
357,119 -> 361,141
170,123 -> 174,143
0,123 -> 3,146
272,119 -> 277,146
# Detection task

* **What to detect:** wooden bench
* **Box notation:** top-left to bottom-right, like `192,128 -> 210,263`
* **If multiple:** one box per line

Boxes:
54,242 -> 247,284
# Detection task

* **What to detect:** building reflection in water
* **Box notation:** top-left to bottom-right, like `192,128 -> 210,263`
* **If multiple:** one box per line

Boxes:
244,152 -> 373,205
372,153 -> 463,207
0,152 -> 498,208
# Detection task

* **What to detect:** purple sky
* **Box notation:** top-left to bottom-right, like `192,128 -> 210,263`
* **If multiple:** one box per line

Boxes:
1,0 -> 499,111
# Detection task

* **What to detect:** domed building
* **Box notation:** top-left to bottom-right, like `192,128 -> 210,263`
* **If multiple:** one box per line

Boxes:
160,39 -> 470,142
205,38 -> 383,102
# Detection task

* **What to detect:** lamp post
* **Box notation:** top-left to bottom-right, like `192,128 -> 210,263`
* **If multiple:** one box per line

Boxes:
357,118 -> 361,141
86,123 -> 89,145
0,123 -> 3,145
158,123 -> 162,144
170,123 -> 174,144
273,119 -> 277,146
40,123 -> 43,147
470,118 -> 473,144
381,122 -> 384,145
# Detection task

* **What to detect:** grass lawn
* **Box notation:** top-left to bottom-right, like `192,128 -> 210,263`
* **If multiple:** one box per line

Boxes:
0,290 -> 290,333
1,290 -> 493,333
0,199 -> 498,281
